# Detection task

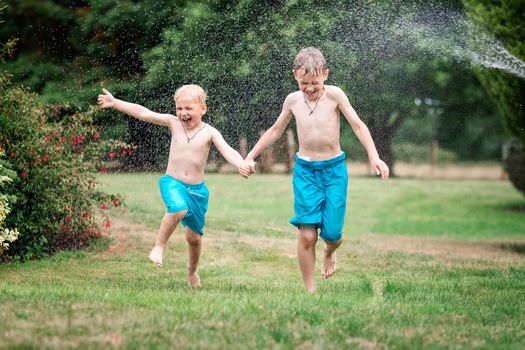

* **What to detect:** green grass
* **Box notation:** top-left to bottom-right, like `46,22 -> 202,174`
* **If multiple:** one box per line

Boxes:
1,173 -> 524,349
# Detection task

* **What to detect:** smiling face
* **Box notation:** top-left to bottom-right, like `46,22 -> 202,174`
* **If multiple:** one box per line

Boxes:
294,69 -> 329,101
175,97 -> 207,130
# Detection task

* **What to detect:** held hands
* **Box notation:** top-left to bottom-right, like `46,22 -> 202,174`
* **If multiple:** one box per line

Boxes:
370,157 -> 390,180
97,88 -> 116,109
239,159 -> 256,179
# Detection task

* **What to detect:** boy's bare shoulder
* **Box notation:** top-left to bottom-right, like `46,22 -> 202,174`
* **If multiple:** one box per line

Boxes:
325,85 -> 345,97
285,91 -> 302,104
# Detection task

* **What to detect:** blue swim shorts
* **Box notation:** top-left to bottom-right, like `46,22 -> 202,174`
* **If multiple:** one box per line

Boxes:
289,152 -> 348,242
159,175 -> 209,235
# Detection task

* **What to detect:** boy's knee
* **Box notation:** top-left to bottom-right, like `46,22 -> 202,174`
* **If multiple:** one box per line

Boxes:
298,229 -> 318,248
185,229 -> 201,246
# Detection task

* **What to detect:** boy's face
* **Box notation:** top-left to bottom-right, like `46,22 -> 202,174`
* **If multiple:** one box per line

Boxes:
175,97 -> 207,129
294,69 -> 329,101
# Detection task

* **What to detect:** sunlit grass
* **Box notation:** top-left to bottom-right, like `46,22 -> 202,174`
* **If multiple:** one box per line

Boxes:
1,173 -> 524,349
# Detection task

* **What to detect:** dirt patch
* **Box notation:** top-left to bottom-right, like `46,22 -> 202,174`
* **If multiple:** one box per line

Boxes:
105,219 -> 524,262
104,218 -> 156,255
362,233 -> 525,260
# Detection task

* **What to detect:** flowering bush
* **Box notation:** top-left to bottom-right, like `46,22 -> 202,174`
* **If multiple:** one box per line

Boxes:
0,149 -> 18,256
0,71 -> 132,261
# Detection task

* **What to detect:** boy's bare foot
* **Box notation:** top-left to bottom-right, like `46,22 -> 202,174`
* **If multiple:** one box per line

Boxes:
321,249 -> 337,279
306,285 -> 316,293
149,244 -> 164,266
188,273 -> 201,288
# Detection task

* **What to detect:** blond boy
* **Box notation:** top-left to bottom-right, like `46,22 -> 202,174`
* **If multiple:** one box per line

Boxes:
98,85 -> 251,288
241,47 -> 389,293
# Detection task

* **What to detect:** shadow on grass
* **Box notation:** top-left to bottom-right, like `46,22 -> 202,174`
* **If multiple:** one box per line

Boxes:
501,202 -> 525,213
500,242 -> 525,255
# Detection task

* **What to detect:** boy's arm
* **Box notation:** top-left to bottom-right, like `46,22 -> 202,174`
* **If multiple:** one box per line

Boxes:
97,88 -> 172,127
210,127 -> 248,177
244,95 -> 293,163
335,87 -> 390,179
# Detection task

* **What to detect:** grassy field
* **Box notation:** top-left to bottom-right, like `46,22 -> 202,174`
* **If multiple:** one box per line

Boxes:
1,173 -> 524,349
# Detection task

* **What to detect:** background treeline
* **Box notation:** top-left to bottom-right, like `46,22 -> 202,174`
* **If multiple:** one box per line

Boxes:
0,0 -> 519,171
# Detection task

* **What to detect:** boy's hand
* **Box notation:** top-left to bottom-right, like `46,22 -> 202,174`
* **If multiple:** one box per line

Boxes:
370,158 -> 390,180
239,160 -> 256,178
97,88 -> 116,109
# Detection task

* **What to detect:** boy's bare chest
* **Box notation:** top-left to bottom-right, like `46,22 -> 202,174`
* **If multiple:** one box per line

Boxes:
291,100 -> 340,127
170,127 -> 212,152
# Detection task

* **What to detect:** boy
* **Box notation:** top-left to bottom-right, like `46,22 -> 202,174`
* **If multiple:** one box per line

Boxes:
241,47 -> 389,293
98,85 -> 251,288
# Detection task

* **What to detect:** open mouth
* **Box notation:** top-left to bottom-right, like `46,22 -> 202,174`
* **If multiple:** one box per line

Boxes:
181,117 -> 192,125
304,90 -> 318,98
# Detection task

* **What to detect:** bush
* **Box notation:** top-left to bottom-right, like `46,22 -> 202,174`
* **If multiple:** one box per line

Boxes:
0,71 -> 131,261
503,139 -> 525,198
0,149 -> 18,257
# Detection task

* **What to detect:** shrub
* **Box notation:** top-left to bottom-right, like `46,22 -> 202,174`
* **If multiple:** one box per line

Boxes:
0,149 -> 18,257
0,71 -> 131,261
503,139 -> 525,197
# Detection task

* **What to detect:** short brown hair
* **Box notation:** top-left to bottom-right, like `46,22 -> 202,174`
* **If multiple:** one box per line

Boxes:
174,84 -> 207,106
293,47 -> 327,75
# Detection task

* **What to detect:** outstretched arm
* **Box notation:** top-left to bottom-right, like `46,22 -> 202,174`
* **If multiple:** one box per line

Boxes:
210,127 -> 250,178
336,87 -> 390,179
243,96 -> 293,165
97,88 -> 172,127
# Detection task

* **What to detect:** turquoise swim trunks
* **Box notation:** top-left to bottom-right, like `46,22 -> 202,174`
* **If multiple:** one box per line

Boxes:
159,175 -> 209,235
289,152 -> 348,242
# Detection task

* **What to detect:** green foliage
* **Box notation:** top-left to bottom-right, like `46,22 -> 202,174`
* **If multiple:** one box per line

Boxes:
463,0 -> 525,197
0,0 -> 509,169
0,149 -> 19,256
0,70 -> 130,260
463,0 -> 525,146
503,139 -> 525,196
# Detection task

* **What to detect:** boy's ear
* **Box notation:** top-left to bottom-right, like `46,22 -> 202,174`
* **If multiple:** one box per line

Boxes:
324,69 -> 330,79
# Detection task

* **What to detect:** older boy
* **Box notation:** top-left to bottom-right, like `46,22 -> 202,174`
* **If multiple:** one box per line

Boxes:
98,85 -> 251,288
241,47 -> 389,293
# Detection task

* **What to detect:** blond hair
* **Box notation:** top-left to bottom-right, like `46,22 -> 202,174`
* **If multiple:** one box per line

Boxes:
293,47 -> 327,75
174,84 -> 207,106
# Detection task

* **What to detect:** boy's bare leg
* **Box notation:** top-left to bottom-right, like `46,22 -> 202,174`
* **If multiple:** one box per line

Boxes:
185,227 -> 202,288
149,210 -> 187,266
297,225 -> 318,293
321,239 -> 342,279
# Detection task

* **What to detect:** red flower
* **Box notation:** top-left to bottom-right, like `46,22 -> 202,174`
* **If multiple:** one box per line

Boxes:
45,154 -> 49,161
21,171 -> 28,178
113,199 -> 119,207
109,152 -> 114,160
99,167 -> 107,174
93,133 -> 100,140
100,204 -> 109,210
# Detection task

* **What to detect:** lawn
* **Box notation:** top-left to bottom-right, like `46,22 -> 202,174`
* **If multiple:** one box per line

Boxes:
1,173 -> 524,349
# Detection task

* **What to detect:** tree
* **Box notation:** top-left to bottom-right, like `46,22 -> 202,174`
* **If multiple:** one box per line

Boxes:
463,0 -> 525,196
